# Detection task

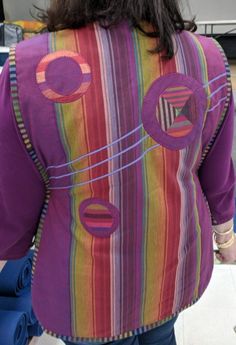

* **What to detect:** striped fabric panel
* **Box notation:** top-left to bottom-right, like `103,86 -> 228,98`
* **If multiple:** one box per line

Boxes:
165,31 -> 209,311
45,27 -> 211,340
132,26 -> 164,325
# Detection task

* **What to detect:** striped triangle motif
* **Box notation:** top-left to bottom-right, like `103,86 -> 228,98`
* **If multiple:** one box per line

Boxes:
167,114 -> 194,138
156,85 -> 195,138
161,86 -> 193,109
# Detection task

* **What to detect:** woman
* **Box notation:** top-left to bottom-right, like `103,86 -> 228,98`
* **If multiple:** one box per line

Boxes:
0,1 -> 235,345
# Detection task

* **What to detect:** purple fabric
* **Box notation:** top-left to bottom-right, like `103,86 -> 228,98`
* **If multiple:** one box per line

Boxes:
0,61 -> 45,260
195,34 -> 236,224
194,178 -> 214,294
16,35 -> 69,169
31,191 -> 73,335
198,95 -> 235,224
14,35 -> 73,335
46,57 -> 83,95
0,35 -> 73,334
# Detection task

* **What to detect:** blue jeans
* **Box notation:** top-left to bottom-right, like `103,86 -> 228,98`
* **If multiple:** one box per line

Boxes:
64,316 -> 178,345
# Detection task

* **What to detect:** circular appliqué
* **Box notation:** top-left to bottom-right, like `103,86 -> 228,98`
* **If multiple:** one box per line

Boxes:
79,199 -> 120,238
142,73 -> 207,150
36,50 -> 92,103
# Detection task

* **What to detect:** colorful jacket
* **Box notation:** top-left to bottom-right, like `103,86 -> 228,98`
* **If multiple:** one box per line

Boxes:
0,23 -> 235,342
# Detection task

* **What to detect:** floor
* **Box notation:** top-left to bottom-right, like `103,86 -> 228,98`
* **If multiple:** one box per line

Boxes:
30,264 -> 236,345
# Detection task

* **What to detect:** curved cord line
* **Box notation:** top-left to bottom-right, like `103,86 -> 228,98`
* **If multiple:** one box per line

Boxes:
49,143 -> 160,190
207,83 -> 228,99
46,74 -> 228,172
47,123 -> 143,170
49,134 -> 149,180
208,96 -> 228,112
203,72 -> 227,88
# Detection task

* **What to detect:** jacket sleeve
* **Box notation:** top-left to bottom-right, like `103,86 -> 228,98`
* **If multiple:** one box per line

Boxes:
0,61 -> 45,260
198,93 -> 235,226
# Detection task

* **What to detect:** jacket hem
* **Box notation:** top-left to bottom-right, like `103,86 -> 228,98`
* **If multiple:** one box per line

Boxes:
39,268 -> 213,343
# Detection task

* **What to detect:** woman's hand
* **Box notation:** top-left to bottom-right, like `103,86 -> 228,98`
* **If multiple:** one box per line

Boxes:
213,220 -> 236,264
215,239 -> 236,264
214,222 -> 236,264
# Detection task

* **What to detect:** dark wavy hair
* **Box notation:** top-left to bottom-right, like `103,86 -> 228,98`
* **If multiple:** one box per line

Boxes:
37,0 -> 197,58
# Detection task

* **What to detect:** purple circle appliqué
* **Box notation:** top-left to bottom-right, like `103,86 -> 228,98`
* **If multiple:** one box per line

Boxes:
79,199 -> 120,238
36,50 -> 92,103
142,73 -> 207,150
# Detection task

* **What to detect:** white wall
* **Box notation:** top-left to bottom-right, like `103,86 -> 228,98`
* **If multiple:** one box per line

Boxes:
3,0 -> 48,20
3,0 -> 236,31
181,0 -> 236,34
185,0 -> 236,21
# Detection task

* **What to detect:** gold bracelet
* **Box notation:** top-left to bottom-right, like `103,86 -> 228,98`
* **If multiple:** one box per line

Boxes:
215,233 -> 235,249
213,225 -> 234,236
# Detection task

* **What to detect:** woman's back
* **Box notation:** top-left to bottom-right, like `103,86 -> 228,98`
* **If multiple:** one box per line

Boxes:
0,22 -> 235,342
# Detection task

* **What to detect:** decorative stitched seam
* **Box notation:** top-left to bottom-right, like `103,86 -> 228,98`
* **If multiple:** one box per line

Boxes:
198,39 -> 232,169
9,45 -> 51,281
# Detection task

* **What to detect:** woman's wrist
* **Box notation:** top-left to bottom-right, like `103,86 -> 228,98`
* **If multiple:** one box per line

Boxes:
214,232 -> 235,249
213,219 -> 234,234
213,219 -> 235,246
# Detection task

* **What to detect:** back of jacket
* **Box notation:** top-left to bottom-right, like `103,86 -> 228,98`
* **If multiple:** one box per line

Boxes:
0,23 -> 235,342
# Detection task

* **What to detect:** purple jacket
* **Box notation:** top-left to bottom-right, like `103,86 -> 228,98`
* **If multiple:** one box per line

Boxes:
0,24 -> 235,342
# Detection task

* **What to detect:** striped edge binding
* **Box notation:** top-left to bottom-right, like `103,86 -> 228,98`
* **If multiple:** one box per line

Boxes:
9,45 -> 51,282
